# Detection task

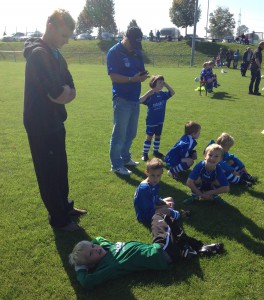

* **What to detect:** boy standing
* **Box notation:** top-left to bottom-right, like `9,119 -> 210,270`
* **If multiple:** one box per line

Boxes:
185,144 -> 230,204
140,75 -> 175,161
165,121 -> 201,180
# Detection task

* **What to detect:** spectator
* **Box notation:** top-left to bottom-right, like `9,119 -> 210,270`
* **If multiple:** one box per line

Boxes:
241,47 -> 253,76
233,49 -> 240,69
23,9 -> 87,232
149,30 -> 154,42
156,30 -> 161,42
106,27 -> 149,175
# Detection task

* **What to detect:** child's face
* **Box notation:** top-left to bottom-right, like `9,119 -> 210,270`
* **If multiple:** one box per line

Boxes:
154,79 -> 164,90
204,149 -> 222,167
191,130 -> 200,139
221,144 -> 232,152
84,243 -> 107,265
147,168 -> 163,185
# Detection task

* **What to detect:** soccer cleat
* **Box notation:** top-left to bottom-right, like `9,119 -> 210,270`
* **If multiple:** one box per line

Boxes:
125,159 -> 139,166
183,195 -> 199,205
198,243 -> 224,256
167,170 -> 180,181
111,167 -> 132,176
240,172 -> 257,183
180,209 -> 191,219
239,179 -> 252,187
141,154 -> 149,161
180,245 -> 198,259
68,207 -> 87,217
153,151 -> 164,159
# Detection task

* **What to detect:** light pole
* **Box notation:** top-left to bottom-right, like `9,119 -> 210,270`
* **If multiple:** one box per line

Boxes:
205,0 -> 209,38
190,0 -> 199,66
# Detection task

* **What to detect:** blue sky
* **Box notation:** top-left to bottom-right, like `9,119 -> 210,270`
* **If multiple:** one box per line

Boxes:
1,0 -> 263,37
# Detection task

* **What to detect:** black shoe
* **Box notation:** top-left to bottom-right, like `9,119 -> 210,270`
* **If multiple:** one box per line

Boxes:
198,243 -> 224,256
239,179 -> 252,187
153,151 -> 164,159
240,172 -> 257,183
181,245 -> 198,259
254,92 -> 261,96
248,91 -> 254,95
68,207 -> 87,217
141,154 -> 149,161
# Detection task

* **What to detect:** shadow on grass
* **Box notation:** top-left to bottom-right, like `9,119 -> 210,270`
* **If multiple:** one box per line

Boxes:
183,200 -> 264,256
210,91 -> 236,101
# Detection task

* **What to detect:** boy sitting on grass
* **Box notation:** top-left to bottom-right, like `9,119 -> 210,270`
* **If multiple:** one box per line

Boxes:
184,143 -> 230,205
69,207 -> 224,290
133,158 -> 189,224
165,121 -> 201,181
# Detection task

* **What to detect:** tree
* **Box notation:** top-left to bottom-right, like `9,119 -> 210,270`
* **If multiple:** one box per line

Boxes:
208,6 -> 236,39
236,25 -> 249,37
76,0 -> 117,38
169,0 -> 201,36
75,11 -> 93,35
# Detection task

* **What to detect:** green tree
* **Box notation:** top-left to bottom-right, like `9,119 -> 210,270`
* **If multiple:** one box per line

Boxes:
75,11 -> 93,35
208,6 -> 235,39
76,0 -> 117,39
169,0 -> 201,36
236,25 -> 249,37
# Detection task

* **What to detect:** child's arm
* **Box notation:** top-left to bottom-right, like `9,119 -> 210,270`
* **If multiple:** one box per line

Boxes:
163,82 -> 175,96
139,89 -> 155,103
186,178 -> 203,197
202,185 -> 230,198
161,197 -> 174,208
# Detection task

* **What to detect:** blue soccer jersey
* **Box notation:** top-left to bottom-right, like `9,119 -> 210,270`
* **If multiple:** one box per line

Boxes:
107,42 -> 145,102
189,160 -> 229,187
133,182 -> 163,224
143,91 -> 172,126
165,135 -> 197,167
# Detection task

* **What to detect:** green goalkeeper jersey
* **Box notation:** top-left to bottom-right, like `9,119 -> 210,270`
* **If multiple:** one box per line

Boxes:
75,236 -> 170,290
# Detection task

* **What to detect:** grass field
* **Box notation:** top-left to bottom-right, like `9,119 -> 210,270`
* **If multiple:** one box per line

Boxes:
0,61 -> 263,300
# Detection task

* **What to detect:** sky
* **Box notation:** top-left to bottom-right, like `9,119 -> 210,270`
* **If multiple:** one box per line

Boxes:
1,0 -> 263,38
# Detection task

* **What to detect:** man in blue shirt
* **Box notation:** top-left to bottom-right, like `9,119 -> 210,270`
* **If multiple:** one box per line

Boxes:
107,27 -> 149,175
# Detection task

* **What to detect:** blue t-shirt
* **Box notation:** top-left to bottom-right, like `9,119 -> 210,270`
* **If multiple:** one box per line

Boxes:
107,42 -> 145,102
133,182 -> 163,224
165,135 -> 197,166
143,91 -> 172,126
189,160 -> 228,186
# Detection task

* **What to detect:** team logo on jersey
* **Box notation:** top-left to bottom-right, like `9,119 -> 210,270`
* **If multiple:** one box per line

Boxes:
123,58 -> 130,68
115,242 -> 125,253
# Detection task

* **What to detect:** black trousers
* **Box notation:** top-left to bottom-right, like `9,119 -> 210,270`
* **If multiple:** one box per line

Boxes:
27,127 -> 73,227
249,69 -> 261,93
151,206 -> 203,262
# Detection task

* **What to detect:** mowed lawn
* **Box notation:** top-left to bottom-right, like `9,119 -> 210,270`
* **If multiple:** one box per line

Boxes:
0,61 -> 263,300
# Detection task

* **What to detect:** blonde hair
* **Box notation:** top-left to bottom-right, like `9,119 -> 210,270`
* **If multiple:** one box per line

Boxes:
184,121 -> 201,135
146,158 -> 163,172
216,132 -> 234,147
204,143 -> 224,158
47,8 -> 75,31
69,241 -> 92,266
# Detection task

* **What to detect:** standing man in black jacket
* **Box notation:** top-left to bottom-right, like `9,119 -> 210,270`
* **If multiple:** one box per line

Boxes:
248,41 -> 264,95
23,9 -> 86,231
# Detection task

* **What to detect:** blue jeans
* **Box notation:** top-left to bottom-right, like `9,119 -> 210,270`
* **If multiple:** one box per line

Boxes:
110,97 -> 140,169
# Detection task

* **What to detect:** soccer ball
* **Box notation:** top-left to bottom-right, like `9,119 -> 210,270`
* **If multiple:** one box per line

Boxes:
262,87 -> 264,91
194,77 -> 199,82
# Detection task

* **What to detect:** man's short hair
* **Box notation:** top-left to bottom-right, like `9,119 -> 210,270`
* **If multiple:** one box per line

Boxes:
47,9 -> 75,31
126,27 -> 143,50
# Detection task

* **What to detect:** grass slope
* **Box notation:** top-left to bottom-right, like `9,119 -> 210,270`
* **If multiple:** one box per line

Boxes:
0,61 -> 263,300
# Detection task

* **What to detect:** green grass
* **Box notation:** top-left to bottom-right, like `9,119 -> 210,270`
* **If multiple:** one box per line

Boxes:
0,61 -> 264,300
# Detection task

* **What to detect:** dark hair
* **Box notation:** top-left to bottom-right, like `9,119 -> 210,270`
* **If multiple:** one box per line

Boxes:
146,158 -> 163,172
184,121 -> 201,135
149,75 -> 164,88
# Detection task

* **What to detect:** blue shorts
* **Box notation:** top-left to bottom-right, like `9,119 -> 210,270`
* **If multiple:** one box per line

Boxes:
146,124 -> 163,136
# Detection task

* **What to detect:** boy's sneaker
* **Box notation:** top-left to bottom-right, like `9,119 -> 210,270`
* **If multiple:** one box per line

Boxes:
180,245 -> 198,260
111,167 -> 132,176
153,151 -> 164,159
167,170 -> 180,181
198,243 -> 224,257
213,195 -> 228,205
183,195 -> 199,205
240,172 -> 257,183
239,179 -> 253,187
180,209 -> 191,219
125,159 -> 139,166
141,154 -> 149,161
